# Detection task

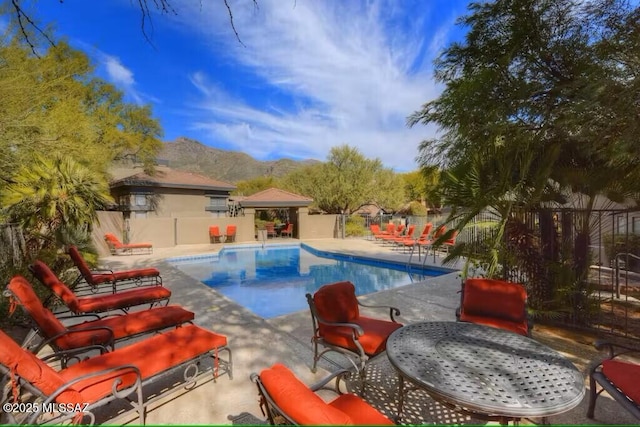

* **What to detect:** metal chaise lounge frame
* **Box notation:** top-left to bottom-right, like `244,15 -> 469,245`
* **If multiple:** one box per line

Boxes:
30,260 -> 171,315
305,281 -> 402,384
68,245 -> 161,294
104,233 -> 153,255
4,275 -> 194,364
250,363 -> 394,425
0,323 -> 232,425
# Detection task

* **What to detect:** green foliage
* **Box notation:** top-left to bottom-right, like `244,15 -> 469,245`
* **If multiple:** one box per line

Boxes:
345,215 -> 367,237
281,145 -> 405,214
405,201 -> 428,216
233,176 -> 277,196
603,233 -> 640,270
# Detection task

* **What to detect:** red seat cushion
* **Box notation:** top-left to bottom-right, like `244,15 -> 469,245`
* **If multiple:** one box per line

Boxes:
59,324 -> 227,403
602,359 -> 640,405
321,316 -> 402,356
259,364 -> 353,425
66,305 -> 194,347
329,394 -> 394,425
74,286 -> 171,313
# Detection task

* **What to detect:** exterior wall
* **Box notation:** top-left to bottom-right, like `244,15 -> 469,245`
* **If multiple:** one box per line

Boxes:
297,208 -> 338,239
93,211 -> 124,256
153,188 -> 210,217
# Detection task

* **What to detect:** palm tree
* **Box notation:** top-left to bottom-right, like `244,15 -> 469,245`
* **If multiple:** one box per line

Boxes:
1,154 -> 114,250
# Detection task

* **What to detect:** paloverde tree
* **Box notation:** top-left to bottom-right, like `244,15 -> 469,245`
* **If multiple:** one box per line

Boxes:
408,0 -> 640,314
281,145 -> 404,214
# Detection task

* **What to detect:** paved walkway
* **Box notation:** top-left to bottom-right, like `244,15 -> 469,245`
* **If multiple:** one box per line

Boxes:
91,238 -> 635,425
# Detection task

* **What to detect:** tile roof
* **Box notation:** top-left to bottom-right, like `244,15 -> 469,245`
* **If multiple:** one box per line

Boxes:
110,167 -> 236,191
239,187 -> 313,207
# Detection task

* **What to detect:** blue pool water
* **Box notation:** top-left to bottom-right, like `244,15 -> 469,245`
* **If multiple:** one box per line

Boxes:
169,244 -> 450,318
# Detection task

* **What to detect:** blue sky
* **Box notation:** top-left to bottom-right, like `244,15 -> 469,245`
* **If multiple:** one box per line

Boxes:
18,0 -> 470,172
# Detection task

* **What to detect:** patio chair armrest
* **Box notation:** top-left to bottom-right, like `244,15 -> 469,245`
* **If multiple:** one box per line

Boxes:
594,340 -> 640,359
90,267 -> 116,275
34,326 -> 115,353
357,301 -> 401,322
57,313 -> 103,324
40,344 -> 111,364
27,364 -> 142,425
314,316 -> 365,338
309,368 -> 351,395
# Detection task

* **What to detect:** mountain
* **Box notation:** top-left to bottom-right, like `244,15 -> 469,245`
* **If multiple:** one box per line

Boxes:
158,137 -> 320,183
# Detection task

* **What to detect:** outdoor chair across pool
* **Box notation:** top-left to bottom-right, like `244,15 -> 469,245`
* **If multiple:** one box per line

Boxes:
30,260 -> 171,315
0,323 -> 232,425
68,245 -> 161,294
104,233 -> 153,255
5,276 -> 194,362
306,281 -> 402,383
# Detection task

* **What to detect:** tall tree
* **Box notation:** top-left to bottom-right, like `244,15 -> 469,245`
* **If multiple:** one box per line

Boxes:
281,145 -> 404,214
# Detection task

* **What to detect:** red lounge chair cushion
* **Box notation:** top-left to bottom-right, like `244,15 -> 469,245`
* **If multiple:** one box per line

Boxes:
314,281 -> 359,324
329,394 -> 394,425
209,226 -> 221,237
74,286 -> 171,313
461,278 -> 527,322
0,329 -> 83,405
69,245 -> 159,286
457,313 -> 529,336
67,305 -> 194,347
259,364 -> 352,425
321,316 -> 402,356
60,324 -> 227,403
602,359 -> 640,405
105,233 -> 152,249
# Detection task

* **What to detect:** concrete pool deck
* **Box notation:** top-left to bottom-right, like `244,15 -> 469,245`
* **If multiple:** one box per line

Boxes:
90,238 -> 635,425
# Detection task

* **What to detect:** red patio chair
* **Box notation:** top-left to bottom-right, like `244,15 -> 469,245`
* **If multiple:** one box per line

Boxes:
104,233 -> 153,256
5,276 -> 194,361
306,281 -> 402,382
225,224 -> 237,243
0,323 -> 231,425
587,341 -> 640,420
209,226 -> 222,243
456,278 -> 532,336
280,223 -> 293,238
265,222 -> 277,238
251,363 -> 394,425
30,260 -> 171,315
68,246 -> 161,294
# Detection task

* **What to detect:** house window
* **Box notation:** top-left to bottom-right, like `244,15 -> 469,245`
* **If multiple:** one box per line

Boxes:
135,194 -> 147,206
206,196 -> 228,213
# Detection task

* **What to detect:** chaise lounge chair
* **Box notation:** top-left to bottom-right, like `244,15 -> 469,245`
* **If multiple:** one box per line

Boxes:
104,233 -> 153,256
306,281 -> 402,383
0,323 -> 232,425
30,260 -> 171,315
251,363 -> 394,425
5,276 -> 194,360
68,246 -> 161,294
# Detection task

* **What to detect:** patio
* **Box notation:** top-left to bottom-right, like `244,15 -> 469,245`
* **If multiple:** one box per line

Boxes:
31,239 -> 640,424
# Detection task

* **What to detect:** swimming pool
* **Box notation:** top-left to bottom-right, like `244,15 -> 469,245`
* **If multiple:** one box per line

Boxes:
169,244 -> 450,318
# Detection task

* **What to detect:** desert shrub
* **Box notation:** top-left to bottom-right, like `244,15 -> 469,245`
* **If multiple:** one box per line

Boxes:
345,215 -> 367,237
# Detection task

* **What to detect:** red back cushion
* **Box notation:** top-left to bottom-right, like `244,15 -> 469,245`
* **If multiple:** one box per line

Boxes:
226,225 -> 236,235
314,281 -> 359,323
7,276 -> 66,339
30,261 -> 79,312
259,364 -> 352,425
462,278 -> 527,322
209,226 -> 220,236
67,246 -> 93,283
0,329 -> 83,404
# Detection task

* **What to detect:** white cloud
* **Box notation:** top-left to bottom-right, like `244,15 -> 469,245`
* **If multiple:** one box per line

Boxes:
104,55 -> 135,86
172,0 -> 459,171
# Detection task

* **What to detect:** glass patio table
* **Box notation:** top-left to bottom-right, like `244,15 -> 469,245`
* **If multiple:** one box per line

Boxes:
386,321 -> 585,424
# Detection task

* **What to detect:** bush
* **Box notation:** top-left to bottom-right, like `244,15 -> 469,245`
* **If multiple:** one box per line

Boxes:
345,215 -> 367,237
